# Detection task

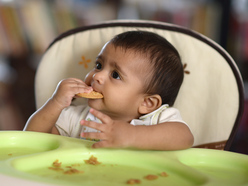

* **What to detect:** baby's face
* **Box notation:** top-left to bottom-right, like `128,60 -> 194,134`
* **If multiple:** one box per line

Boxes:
85,42 -> 151,122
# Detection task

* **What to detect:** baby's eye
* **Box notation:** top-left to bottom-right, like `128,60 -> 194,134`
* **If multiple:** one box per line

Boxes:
111,71 -> 120,80
95,62 -> 102,70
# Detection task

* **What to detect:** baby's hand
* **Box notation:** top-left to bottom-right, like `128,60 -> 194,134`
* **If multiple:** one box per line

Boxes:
52,78 -> 92,109
80,109 -> 134,148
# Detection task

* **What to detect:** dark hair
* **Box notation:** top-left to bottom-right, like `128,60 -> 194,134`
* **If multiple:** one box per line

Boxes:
110,31 -> 184,106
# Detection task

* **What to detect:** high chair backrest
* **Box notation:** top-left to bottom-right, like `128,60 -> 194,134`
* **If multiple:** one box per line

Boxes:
35,20 -> 244,150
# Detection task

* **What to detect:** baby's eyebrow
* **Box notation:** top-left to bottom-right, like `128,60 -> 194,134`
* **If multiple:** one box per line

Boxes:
96,55 -> 103,61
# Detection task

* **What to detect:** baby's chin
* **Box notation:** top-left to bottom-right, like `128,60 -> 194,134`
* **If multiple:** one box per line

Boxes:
87,100 -> 115,118
87,98 -> 103,110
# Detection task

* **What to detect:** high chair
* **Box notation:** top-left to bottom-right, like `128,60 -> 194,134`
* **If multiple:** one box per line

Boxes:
34,20 -> 244,150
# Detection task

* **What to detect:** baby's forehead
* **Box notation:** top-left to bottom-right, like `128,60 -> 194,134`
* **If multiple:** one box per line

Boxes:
124,49 -> 153,79
112,43 -> 149,56
106,42 -> 154,73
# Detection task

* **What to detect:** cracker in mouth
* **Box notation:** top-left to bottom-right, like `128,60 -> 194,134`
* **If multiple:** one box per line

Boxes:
76,91 -> 103,99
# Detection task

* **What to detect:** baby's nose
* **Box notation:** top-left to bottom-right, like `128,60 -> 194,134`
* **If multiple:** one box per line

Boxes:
93,71 -> 105,84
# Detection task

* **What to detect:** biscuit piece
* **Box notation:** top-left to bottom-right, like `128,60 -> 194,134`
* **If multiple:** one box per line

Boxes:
76,91 -> 103,99
84,155 -> 101,165
144,175 -> 158,180
126,179 -> 141,184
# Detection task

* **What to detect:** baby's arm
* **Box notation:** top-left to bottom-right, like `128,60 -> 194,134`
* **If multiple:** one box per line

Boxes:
81,109 -> 193,150
127,122 -> 193,150
24,78 -> 92,134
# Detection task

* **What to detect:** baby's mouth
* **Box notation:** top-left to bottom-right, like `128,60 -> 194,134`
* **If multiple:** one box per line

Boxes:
91,88 -> 103,99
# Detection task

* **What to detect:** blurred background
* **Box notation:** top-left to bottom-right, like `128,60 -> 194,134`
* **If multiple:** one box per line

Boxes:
0,0 -> 247,154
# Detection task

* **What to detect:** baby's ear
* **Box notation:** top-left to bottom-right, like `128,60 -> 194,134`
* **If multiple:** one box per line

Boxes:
138,95 -> 162,115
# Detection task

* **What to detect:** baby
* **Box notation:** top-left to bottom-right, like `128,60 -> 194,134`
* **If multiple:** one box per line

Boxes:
24,31 -> 194,150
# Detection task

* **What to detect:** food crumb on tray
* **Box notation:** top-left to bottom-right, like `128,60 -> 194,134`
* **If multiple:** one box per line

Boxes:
144,174 -> 158,180
48,159 -> 84,175
160,171 -> 168,177
84,155 -> 101,165
52,159 -> 62,167
48,167 -> 64,171
64,168 -> 84,174
126,179 -> 141,184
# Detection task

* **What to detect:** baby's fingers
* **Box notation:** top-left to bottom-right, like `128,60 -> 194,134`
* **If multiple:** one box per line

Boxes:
80,120 -> 106,132
58,78 -> 92,94
89,109 -> 112,124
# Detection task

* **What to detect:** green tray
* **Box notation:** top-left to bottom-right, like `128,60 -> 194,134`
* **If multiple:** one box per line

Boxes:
0,131 -> 248,186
